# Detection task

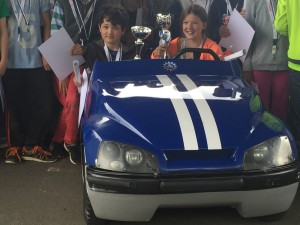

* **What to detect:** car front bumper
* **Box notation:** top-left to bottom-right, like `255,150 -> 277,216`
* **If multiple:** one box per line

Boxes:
85,164 -> 299,221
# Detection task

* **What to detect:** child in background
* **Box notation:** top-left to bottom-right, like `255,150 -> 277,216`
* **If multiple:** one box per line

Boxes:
207,0 -> 244,44
243,0 -> 289,122
0,0 -> 9,150
50,0 -> 111,164
151,4 -> 222,60
3,0 -> 55,164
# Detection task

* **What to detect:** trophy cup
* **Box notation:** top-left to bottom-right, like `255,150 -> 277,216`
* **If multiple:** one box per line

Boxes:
131,26 -> 152,60
156,14 -> 172,59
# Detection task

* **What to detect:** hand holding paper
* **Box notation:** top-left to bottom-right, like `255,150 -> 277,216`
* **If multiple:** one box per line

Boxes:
38,28 -> 85,80
219,9 -> 255,62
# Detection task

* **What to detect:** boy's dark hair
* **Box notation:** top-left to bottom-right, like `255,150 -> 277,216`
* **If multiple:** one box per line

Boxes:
98,5 -> 129,31
181,4 -> 208,25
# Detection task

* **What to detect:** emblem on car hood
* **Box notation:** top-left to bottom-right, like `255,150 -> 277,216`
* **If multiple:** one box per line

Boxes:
163,61 -> 177,71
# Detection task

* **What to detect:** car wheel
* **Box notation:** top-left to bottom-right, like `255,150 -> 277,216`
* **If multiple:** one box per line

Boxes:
83,181 -> 108,225
260,212 -> 286,222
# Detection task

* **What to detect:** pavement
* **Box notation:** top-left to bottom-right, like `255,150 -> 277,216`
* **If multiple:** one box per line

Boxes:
0,156 -> 84,225
1,155 -> 300,225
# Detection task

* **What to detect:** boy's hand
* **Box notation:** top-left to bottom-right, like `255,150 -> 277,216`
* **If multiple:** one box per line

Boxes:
0,61 -> 7,77
240,9 -> 246,18
219,25 -> 231,39
73,74 -> 83,88
59,77 -> 69,96
71,43 -> 85,56
42,56 -> 51,71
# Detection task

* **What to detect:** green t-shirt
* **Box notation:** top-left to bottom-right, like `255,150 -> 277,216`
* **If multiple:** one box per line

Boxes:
0,0 -> 9,18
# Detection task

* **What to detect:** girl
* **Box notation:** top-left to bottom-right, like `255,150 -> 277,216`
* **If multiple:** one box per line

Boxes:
151,4 -> 222,60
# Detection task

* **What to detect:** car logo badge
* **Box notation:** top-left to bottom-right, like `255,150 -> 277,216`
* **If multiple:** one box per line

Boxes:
163,61 -> 177,71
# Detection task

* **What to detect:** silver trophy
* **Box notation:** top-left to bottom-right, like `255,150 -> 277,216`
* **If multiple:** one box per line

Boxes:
156,14 -> 172,59
131,26 -> 152,60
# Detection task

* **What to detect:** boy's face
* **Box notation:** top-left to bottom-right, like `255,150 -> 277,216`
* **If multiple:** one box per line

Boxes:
99,18 -> 125,48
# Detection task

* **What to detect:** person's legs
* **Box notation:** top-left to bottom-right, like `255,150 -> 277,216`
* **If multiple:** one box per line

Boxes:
287,69 -> 300,148
51,76 -> 67,144
253,70 -> 272,111
64,72 -> 80,145
20,68 -> 56,163
2,69 -> 27,164
0,90 -> 7,149
2,69 -> 27,147
63,72 -> 81,164
270,71 -> 288,122
24,68 -> 53,146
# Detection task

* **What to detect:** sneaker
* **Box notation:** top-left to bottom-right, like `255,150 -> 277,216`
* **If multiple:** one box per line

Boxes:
22,146 -> 57,163
49,142 -> 68,159
64,143 -> 81,164
5,147 -> 22,164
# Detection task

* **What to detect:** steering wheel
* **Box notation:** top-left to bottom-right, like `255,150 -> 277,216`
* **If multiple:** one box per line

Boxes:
172,48 -> 220,60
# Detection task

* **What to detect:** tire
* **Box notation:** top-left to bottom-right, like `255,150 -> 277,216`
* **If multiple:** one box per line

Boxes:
260,212 -> 286,222
83,180 -> 108,225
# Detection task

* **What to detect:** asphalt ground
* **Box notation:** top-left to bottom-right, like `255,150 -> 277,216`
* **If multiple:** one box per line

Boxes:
0,155 -> 300,225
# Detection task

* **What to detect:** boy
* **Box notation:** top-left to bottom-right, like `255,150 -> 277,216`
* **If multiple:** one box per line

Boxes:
50,1 -> 124,164
83,5 -> 135,69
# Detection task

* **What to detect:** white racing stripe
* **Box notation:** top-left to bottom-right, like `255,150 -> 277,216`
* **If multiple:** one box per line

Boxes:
177,75 -> 222,150
156,75 -> 199,150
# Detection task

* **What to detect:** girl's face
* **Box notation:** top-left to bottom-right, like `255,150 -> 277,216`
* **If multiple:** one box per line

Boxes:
182,13 -> 207,41
99,18 -> 125,48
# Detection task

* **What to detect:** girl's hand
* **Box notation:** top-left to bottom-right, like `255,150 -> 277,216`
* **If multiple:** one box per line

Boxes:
153,45 -> 169,58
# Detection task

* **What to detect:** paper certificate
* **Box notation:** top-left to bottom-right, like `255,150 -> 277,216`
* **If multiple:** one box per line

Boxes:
38,27 -> 85,80
219,9 -> 255,62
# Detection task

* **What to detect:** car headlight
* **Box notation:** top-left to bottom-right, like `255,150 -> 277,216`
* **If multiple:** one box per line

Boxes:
244,136 -> 295,170
96,141 -> 159,174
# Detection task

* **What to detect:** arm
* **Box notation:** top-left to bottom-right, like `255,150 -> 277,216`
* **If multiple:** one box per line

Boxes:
41,10 -> 51,71
242,0 -> 255,73
207,1 -> 224,43
0,17 -> 8,77
274,0 -> 288,36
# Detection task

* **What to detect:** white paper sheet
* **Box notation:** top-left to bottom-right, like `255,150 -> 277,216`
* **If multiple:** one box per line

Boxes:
78,69 -> 88,127
219,9 -> 255,62
38,27 -> 85,80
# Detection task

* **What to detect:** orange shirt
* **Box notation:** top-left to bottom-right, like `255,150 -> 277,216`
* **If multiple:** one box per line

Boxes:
151,37 -> 223,60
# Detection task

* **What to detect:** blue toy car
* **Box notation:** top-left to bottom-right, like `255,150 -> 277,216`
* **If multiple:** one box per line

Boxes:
82,49 -> 299,224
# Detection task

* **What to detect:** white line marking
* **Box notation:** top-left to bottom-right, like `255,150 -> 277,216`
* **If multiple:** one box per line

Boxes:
156,75 -> 199,150
177,75 -> 222,150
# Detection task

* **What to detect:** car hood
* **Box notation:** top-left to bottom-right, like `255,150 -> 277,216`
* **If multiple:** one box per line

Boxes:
89,74 -> 269,151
